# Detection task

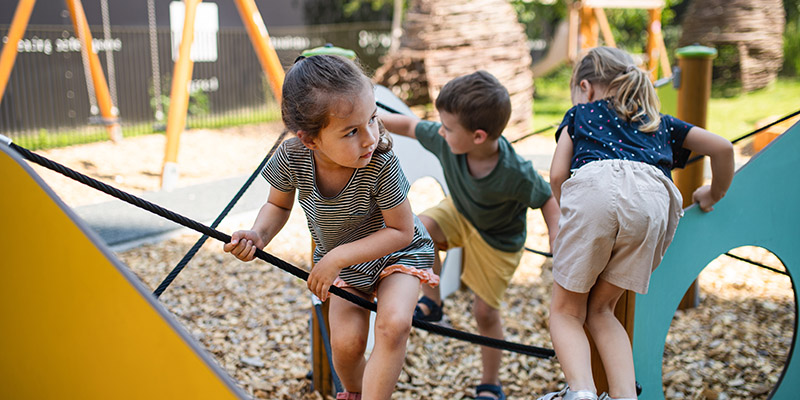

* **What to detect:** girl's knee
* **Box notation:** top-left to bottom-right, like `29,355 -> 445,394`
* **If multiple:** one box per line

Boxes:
332,332 -> 368,359
374,313 -> 412,345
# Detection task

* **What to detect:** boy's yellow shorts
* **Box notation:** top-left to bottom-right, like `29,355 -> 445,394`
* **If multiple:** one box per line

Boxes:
421,197 -> 523,309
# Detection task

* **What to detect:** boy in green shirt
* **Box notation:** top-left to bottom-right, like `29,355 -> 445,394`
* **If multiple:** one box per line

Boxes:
382,70 -> 559,400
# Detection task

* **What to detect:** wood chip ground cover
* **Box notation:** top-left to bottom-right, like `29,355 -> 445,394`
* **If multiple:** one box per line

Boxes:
33,125 -> 793,399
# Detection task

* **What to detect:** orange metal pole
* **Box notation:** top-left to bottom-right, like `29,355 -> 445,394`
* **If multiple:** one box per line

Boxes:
232,0 -> 284,102
646,8 -> 662,80
161,0 -> 201,190
579,6 -> 598,49
65,0 -> 122,142
567,2 -> 580,62
0,0 -> 36,106
593,8 -> 616,48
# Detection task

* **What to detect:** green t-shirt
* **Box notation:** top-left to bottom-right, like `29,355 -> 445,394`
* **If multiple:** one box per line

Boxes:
415,120 -> 552,252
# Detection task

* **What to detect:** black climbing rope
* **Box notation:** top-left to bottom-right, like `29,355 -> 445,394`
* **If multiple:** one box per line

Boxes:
5,140 -> 554,359
153,130 -> 289,298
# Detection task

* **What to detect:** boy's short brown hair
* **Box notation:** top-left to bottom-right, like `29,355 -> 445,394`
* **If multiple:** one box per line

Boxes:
434,70 -> 511,139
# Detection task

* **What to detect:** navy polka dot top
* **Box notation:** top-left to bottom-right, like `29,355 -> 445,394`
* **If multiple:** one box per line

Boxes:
557,99 -> 694,179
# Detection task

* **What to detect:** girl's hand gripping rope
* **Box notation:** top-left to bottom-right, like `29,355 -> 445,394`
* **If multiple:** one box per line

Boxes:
224,230 -> 266,262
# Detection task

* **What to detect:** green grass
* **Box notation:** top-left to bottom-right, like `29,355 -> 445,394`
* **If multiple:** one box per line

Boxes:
12,107 -> 281,151
532,66 -> 800,142
706,79 -> 800,141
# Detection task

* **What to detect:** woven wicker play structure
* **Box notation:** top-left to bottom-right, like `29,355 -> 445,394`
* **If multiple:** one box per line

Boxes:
374,0 -> 534,139
679,0 -> 785,92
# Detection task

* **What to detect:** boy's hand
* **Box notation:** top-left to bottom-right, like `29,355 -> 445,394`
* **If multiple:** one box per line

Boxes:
692,185 -> 721,212
307,253 -> 343,302
223,230 -> 265,262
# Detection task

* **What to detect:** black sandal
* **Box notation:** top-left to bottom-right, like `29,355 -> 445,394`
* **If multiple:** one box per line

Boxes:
413,295 -> 443,322
476,383 -> 506,400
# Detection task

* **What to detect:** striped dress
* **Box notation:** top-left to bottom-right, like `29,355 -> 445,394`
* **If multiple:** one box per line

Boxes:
263,138 -> 436,293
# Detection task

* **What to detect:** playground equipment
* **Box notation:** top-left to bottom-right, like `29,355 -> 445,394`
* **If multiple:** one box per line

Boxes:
0,0 -> 122,142
633,116 -> 800,400
1,104 -> 798,398
531,0 -> 670,80
161,0 -> 285,190
0,142 -> 247,399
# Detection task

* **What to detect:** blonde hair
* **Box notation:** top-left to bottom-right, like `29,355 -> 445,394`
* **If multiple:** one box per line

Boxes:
571,47 -> 661,132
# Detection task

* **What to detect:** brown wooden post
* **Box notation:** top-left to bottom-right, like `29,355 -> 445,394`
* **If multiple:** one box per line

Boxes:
589,291 -> 636,394
311,295 -> 335,397
673,45 -> 717,309
309,242 -> 335,398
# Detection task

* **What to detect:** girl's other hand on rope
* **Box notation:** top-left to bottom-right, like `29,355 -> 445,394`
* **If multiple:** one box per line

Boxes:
308,253 -> 343,302
224,230 -> 265,262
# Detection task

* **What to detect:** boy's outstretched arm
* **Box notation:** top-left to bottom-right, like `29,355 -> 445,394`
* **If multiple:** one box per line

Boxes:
380,113 -> 421,139
681,126 -> 735,212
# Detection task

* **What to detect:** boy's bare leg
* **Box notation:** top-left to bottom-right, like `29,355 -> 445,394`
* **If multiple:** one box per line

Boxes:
417,215 -> 447,313
474,295 -> 504,398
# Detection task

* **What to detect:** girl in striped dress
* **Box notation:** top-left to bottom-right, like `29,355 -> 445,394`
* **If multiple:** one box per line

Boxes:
224,55 -> 437,400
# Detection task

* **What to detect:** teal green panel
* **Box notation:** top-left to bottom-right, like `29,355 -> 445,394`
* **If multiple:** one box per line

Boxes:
633,122 -> 800,399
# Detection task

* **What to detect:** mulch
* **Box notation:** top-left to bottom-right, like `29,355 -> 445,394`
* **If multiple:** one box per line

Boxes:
32,125 -> 794,400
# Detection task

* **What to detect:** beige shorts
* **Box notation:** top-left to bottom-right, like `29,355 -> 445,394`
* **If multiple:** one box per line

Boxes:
421,197 -> 524,309
552,160 -> 683,294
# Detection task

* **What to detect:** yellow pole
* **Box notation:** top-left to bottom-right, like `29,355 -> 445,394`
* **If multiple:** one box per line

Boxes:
232,0 -> 284,102
0,0 -> 36,106
161,0 -> 201,190
65,0 -> 122,142
674,45 -> 717,310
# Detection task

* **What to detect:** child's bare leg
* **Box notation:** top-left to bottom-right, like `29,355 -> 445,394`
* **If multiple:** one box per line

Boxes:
549,282 -> 596,394
418,215 -> 446,311
329,288 -> 371,393
586,279 -> 637,399
362,273 -> 420,399
473,295 -> 503,395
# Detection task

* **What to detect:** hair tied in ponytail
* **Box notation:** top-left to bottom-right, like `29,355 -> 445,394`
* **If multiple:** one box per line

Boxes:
625,65 -> 636,73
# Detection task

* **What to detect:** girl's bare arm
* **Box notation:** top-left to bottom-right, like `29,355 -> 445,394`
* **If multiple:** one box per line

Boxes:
549,128 -> 574,206
224,187 -> 294,261
681,127 -> 735,212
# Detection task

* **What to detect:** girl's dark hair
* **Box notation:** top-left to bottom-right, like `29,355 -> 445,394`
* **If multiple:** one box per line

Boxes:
572,46 -> 661,132
281,55 -> 391,153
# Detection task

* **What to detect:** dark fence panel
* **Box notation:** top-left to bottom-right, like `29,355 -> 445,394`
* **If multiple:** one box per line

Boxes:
0,21 -> 390,149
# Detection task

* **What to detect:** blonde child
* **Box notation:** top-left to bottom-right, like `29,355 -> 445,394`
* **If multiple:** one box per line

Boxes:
382,71 -> 560,400
223,55 -> 438,400
539,47 -> 734,400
